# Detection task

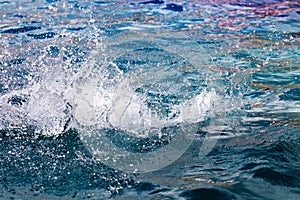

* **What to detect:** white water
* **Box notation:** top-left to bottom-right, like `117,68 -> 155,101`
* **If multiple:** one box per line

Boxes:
0,34 -> 249,141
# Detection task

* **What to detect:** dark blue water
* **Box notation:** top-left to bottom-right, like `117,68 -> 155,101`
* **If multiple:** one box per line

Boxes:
0,0 -> 299,199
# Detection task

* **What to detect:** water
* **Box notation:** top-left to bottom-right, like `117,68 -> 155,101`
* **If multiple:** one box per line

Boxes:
0,0 -> 299,199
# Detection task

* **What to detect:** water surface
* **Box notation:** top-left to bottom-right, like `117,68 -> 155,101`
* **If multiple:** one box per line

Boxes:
0,0 -> 299,199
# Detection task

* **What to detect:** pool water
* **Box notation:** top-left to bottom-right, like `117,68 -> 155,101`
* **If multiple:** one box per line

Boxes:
0,0 -> 299,199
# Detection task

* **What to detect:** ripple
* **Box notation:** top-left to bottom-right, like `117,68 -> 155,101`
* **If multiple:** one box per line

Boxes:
1,26 -> 41,34
253,167 -> 300,188
179,188 -> 237,200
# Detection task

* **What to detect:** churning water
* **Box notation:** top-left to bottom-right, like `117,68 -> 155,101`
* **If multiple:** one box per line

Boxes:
0,0 -> 299,199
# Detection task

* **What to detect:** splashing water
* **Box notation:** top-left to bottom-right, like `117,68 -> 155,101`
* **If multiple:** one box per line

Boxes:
72,38 -> 233,173
1,32 -> 249,138
0,0 -> 299,199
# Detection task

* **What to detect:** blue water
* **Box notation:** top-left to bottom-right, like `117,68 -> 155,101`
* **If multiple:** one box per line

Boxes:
0,0 -> 300,199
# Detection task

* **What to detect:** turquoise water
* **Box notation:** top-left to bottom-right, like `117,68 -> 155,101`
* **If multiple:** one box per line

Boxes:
0,0 -> 299,199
